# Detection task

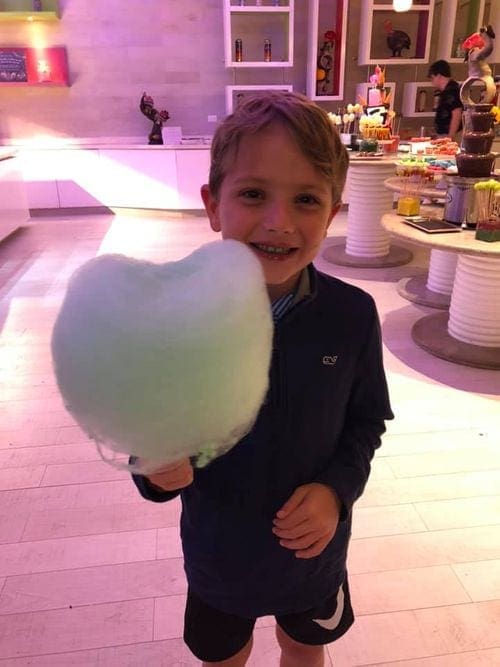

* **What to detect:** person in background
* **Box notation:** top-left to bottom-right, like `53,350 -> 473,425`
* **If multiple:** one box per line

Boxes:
132,92 -> 393,667
427,59 -> 463,139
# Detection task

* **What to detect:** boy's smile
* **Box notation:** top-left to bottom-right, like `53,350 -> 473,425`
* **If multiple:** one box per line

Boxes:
202,124 -> 340,300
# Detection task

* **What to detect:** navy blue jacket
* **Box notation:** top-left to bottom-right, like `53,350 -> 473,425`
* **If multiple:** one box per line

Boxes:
132,266 -> 393,617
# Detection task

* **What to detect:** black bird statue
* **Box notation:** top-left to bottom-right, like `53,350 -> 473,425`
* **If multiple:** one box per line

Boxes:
383,20 -> 411,57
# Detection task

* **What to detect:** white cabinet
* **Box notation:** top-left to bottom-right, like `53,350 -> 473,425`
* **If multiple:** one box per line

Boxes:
358,0 -> 435,66
17,146 -> 213,211
436,0 -> 486,63
175,149 -> 211,209
18,150 -> 60,209
98,150 -> 179,210
0,155 -> 29,242
222,1 -> 294,68
306,0 -> 349,101
56,150 -> 104,208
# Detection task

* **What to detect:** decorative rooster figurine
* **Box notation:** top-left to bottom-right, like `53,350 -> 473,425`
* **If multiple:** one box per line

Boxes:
383,19 -> 411,57
140,92 -> 170,145
460,25 -> 496,105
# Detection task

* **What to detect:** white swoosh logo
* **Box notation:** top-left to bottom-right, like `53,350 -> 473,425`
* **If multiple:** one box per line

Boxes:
312,585 -> 345,630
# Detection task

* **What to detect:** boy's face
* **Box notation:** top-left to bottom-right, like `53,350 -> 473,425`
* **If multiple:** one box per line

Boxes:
201,124 -> 340,300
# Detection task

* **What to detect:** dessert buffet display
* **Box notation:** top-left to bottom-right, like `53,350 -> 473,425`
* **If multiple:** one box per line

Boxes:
388,25 -> 499,242
329,66 -> 399,156
357,65 -> 397,149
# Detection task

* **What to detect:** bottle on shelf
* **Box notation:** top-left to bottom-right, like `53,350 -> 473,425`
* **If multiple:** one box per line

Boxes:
454,37 -> 465,59
417,89 -> 428,113
264,39 -> 271,62
235,38 -> 243,62
33,0 -> 43,10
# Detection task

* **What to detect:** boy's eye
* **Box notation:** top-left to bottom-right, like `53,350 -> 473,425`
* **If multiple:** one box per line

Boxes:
296,194 -> 321,205
238,189 -> 265,202
240,189 -> 263,199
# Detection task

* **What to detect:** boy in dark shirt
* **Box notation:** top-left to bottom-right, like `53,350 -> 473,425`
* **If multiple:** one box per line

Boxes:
132,91 -> 393,666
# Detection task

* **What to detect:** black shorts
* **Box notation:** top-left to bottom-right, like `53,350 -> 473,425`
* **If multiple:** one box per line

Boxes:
183,576 -> 354,663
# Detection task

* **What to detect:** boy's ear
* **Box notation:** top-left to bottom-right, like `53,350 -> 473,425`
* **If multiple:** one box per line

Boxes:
200,184 -> 221,232
326,203 -> 342,230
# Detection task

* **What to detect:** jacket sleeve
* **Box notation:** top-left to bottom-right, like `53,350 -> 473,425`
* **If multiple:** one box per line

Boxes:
130,456 -> 181,503
314,307 -> 393,516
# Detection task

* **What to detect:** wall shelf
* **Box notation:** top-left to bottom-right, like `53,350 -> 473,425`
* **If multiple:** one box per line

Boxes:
402,79 -> 485,118
436,0 -> 486,63
402,82 -> 436,118
0,1 -> 59,21
358,0 -> 435,65
223,0 -> 294,67
229,7 -> 291,13
0,11 -> 58,22
225,84 -> 293,114
306,0 -> 348,101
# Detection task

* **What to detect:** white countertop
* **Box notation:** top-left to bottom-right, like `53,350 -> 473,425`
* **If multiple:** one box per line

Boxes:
1,137 -> 211,151
3,144 -> 210,151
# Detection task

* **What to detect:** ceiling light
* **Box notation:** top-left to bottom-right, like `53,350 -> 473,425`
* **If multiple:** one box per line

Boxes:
393,0 -> 412,11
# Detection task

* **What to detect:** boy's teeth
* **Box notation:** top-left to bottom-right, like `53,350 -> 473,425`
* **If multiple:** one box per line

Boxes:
256,244 -> 291,254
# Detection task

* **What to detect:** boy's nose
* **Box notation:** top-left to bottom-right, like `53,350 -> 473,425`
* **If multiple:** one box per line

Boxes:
263,201 -> 294,233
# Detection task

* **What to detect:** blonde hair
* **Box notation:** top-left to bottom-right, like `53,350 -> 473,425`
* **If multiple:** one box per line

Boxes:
209,91 -> 349,206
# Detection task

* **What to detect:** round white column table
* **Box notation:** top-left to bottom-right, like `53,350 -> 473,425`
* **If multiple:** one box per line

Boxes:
382,212 -> 500,369
384,178 -> 456,309
323,158 -> 413,268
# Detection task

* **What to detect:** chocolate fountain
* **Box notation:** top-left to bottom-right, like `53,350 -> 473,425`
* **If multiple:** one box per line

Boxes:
443,25 -> 497,227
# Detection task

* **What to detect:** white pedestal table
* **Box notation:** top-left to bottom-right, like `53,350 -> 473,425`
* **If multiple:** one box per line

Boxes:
382,212 -> 500,369
323,158 -> 413,268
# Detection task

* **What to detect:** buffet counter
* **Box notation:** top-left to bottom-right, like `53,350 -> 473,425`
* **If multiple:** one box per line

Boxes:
0,149 -> 29,242
10,143 -> 212,211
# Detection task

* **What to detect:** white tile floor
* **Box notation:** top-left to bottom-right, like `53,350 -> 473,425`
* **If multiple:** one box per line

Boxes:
0,209 -> 498,666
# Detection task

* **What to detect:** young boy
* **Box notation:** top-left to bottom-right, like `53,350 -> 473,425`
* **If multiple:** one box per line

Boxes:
132,91 -> 393,666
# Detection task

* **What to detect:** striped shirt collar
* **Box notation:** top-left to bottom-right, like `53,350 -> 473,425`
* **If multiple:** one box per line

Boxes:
270,268 -> 311,322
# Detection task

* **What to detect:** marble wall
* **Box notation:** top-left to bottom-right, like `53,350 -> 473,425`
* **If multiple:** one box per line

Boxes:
0,0 -> 496,144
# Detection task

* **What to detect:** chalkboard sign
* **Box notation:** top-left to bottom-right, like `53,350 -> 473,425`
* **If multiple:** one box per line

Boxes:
0,47 -> 68,86
0,50 -> 27,83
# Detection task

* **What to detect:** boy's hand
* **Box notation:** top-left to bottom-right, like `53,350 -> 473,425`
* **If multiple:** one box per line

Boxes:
272,483 -> 341,559
144,458 -> 193,491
